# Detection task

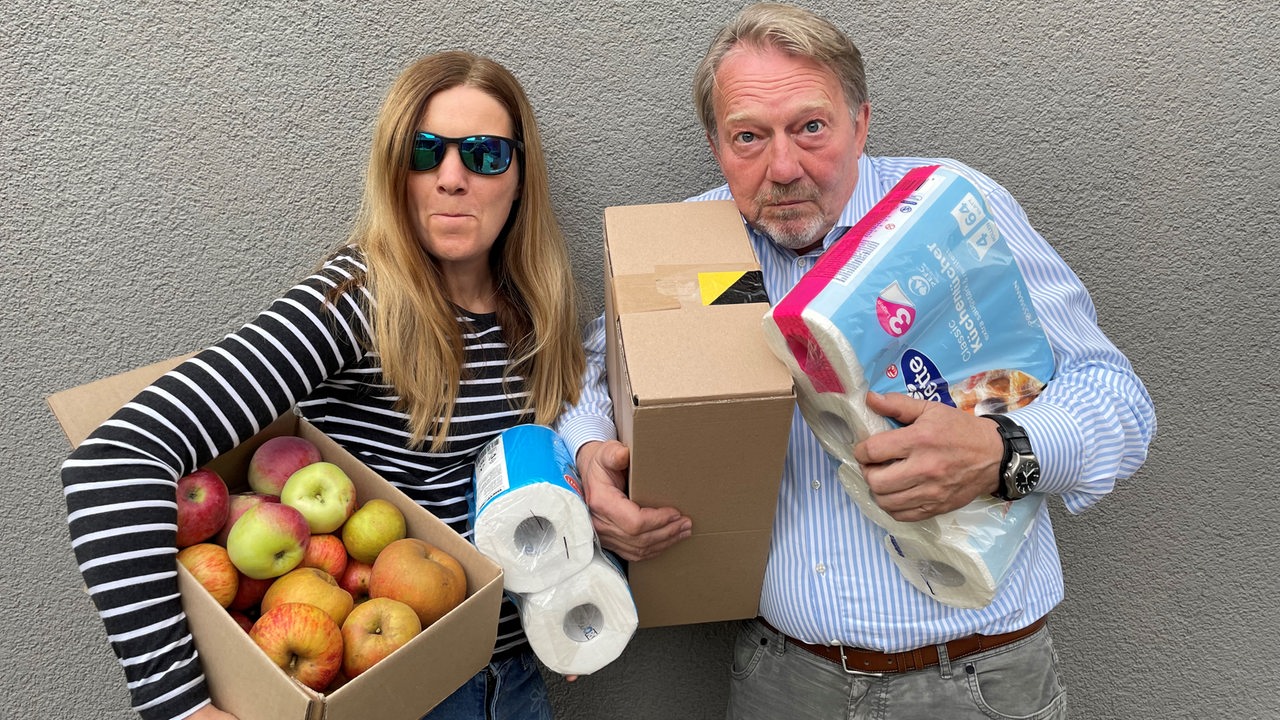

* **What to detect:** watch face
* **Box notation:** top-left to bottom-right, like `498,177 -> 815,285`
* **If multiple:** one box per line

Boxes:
1013,462 -> 1040,495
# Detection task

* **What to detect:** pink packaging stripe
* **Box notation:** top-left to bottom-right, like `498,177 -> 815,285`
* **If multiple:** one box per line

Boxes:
771,164 -> 940,394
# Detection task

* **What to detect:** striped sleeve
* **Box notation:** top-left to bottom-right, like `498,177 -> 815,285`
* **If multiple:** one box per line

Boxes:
60,249 -> 370,720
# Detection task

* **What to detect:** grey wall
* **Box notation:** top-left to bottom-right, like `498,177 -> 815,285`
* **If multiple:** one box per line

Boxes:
5,1 -> 1277,719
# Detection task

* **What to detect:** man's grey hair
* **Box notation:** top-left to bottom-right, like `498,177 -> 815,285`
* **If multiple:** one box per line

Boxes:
693,3 -> 868,143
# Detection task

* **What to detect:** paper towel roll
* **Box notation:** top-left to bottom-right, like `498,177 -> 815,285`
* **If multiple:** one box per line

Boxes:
760,166 -> 1059,609
472,425 -> 596,594
517,550 -> 639,676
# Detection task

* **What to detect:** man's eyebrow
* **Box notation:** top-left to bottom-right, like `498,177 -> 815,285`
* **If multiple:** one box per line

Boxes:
722,99 -> 835,127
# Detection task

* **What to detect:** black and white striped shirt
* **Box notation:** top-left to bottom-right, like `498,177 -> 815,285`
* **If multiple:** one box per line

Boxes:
62,246 -> 532,720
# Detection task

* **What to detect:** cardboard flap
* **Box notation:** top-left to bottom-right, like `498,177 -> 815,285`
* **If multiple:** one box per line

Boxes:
621,306 -> 793,405
47,354 -> 194,447
604,200 -> 753,275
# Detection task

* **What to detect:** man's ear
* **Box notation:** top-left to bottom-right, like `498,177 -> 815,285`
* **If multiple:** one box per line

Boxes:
706,130 -> 721,163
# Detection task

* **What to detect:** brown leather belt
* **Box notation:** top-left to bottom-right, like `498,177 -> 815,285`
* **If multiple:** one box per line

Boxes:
759,616 -> 1047,675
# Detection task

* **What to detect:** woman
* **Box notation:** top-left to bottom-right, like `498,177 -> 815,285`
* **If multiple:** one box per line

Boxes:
61,51 -> 583,720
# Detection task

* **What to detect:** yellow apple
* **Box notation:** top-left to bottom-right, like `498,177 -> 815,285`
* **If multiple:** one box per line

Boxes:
340,597 -> 423,678
369,538 -> 466,628
341,498 -> 407,564
261,566 -> 354,626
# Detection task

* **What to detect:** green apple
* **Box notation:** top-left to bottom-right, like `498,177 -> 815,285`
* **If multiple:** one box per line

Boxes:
226,502 -> 311,579
280,462 -> 357,534
341,498 -> 407,564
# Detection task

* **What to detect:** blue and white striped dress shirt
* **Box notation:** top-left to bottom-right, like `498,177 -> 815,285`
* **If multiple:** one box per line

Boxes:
557,153 -> 1155,652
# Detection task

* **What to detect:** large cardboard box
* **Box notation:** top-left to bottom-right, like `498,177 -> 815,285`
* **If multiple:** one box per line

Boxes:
602,201 -> 795,628
48,355 -> 504,720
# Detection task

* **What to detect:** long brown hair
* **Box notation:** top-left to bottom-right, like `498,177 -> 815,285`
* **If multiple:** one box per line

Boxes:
349,50 -> 584,451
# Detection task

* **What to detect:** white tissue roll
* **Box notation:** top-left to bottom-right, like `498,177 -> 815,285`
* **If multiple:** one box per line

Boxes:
882,531 -> 997,610
518,552 -> 639,676
473,483 -> 596,594
762,309 -> 891,467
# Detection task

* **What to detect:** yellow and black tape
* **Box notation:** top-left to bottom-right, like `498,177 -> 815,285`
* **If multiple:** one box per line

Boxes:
698,270 -> 768,306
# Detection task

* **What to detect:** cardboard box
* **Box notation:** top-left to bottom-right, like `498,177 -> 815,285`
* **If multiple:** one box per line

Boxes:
48,355 -> 503,720
602,200 -> 795,628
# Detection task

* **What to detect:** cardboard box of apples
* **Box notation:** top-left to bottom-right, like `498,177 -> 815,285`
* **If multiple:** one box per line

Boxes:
49,356 -> 504,720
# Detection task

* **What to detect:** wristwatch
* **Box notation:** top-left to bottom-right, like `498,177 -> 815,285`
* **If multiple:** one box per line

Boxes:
985,414 -> 1040,501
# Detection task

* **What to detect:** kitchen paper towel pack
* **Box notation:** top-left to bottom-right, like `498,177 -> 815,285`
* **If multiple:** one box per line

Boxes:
762,164 -> 1056,609
471,424 -> 596,594
515,549 -> 639,676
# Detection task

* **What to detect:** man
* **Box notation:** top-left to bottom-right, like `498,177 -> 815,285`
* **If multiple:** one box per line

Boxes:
557,4 -> 1155,718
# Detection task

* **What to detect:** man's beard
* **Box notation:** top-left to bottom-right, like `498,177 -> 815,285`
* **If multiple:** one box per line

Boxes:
750,183 -> 828,251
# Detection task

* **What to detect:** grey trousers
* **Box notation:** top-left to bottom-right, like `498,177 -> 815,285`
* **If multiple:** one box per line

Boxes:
727,617 -> 1067,720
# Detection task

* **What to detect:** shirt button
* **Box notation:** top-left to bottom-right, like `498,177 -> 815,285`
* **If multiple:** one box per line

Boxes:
815,563 -> 827,575
811,479 -> 821,490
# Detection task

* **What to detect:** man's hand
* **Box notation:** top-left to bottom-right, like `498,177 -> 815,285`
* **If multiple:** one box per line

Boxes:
576,440 -> 691,561
851,391 -> 1003,522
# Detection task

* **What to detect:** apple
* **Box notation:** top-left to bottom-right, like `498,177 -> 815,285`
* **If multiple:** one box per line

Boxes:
229,572 -> 274,612
214,492 -> 279,546
280,462 -> 357,534
176,543 -> 238,608
341,498 -> 407,564
339,559 -> 374,604
301,534 -> 348,579
248,435 -> 323,496
341,597 -> 423,678
229,609 -> 254,633
249,602 -> 343,691
370,538 -> 466,628
261,566 -> 354,626
226,502 -> 311,579
175,469 -> 229,548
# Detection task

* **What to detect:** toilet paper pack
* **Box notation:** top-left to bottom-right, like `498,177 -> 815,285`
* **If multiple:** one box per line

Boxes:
471,425 -> 597,594
514,549 -> 639,676
762,164 -> 1056,608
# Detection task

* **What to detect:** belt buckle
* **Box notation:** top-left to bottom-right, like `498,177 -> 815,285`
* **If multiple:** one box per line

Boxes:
838,647 -> 887,677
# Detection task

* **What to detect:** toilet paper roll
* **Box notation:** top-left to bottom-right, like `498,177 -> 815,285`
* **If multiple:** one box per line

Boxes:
516,550 -> 639,676
882,493 -> 1041,609
472,424 -> 596,594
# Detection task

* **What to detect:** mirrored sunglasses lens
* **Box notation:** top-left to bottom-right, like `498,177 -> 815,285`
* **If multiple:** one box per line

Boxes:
412,135 -> 444,171
460,136 -> 512,174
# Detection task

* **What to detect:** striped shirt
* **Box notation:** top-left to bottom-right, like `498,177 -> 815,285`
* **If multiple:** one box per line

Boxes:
61,247 -> 533,720
557,153 -> 1156,652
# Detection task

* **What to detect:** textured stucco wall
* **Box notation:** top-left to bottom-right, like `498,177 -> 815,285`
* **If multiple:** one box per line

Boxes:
5,1 -> 1277,719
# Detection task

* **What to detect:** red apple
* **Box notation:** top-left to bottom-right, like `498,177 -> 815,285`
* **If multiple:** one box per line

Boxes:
229,572 -> 274,612
301,534 -> 348,579
341,597 -> 422,678
339,559 -> 374,604
369,538 -> 466,628
226,502 -> 311,579
214,492 -> 279,546
175,469 -> 229,548
177,543 -> 238,608
229,609 -> 254,633
261,567 -> 354,626
249,602 -> 343,691
248,435 -> 323,497
281,462 -> 357,534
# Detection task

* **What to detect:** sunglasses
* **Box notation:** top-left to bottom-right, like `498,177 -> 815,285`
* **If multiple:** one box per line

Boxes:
410,132 -> 523,175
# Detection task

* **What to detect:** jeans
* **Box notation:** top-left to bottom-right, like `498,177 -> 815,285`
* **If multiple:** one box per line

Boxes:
727,617 -> 1067,720
422,648 -> 553,720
